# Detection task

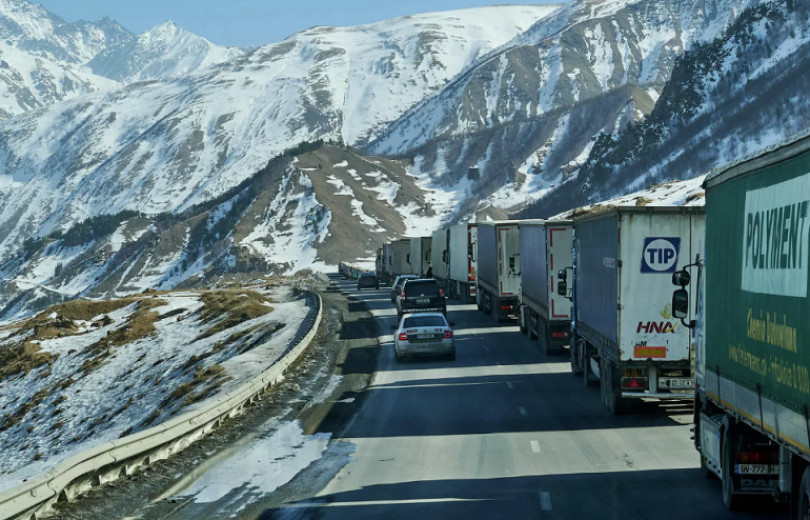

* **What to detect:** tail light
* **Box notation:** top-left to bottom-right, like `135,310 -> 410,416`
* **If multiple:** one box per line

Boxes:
551,331 -> 567,338
621,377 -> 649,390
401,290 -> 406,299
398,333 -> 408,341
501,304 -> 512,310
444,330 -> 453,339
736,451 -> 778,464
439,289 -> 444,297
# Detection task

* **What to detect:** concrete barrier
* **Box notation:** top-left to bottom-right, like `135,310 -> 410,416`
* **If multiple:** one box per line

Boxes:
0,292 -> 323,520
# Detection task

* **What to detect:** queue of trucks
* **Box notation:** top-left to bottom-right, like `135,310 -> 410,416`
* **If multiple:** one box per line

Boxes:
369,134 -> 810,513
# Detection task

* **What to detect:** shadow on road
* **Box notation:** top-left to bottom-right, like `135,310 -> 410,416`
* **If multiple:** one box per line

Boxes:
260,468 -> 787,520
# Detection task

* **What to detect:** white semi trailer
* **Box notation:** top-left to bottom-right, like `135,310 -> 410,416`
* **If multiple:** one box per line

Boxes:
477,221 -> 520,322
518,220 -> 573,354
447,223 -> 478,302
564,207 -> 705,414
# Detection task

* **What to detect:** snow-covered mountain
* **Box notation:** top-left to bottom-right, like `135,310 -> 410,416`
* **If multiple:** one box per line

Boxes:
0,4 -> 558,265
2,0 -> 809,321
0,0 -> 241,119
367,0 -> 757,221
88,21 -> 243,83
516,0 -> 810,218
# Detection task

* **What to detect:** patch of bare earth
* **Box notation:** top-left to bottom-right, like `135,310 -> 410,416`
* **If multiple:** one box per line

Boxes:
195,290 -> 275,340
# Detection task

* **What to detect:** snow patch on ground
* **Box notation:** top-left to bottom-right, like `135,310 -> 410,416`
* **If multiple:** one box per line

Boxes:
0,288 -> 311,492
177,420 -> 331,505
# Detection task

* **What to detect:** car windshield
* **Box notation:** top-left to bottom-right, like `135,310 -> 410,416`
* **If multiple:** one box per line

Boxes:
402,315 -> 446,328
403,282 -> 439,297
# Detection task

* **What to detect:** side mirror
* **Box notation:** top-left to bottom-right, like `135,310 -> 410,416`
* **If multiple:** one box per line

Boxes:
557,279 -> 568,297
672,269 -> 691,287
509,256 -> 515,271
558,269 -> 567,282
672,288 -> 689,319
406,254 -> 410,264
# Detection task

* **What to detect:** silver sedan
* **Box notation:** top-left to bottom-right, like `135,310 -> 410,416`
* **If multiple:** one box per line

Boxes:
394,313 -> 455,361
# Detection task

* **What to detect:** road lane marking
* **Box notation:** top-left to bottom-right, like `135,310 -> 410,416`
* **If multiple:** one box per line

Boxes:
519,407 -> 528,416
539,491 -> 552,511
506,381 -> 514,389
530,440 -> 541,453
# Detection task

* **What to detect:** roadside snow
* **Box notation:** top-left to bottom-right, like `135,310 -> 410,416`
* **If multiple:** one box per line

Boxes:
0,288 -> 312,492
176,420 -> 331,505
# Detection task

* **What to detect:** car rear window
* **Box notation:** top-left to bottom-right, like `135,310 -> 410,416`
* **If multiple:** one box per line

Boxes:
403,315 -> 446,328
395,276 -> 416,288
403,281 -> 440,297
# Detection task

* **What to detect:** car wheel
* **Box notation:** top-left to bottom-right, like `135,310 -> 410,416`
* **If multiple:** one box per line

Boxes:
447,351 -> 456,361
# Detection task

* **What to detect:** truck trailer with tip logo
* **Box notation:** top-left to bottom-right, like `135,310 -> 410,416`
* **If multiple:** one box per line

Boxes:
562,206 -> 705,414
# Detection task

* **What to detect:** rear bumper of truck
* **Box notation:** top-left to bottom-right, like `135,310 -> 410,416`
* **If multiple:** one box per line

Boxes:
615,361 -> 694,399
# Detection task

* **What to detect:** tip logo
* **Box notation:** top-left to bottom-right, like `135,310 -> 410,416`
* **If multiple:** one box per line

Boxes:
641,237 -> 681,273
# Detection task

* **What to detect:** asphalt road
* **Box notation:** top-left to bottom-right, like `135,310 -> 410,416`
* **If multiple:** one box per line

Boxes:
76,275 -> 787,520
263,277 -> 788,520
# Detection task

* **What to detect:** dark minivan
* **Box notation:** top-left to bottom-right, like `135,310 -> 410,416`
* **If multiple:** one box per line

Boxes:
396,279 -> 446,319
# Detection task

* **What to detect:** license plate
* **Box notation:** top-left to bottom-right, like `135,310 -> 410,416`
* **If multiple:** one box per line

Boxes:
669,378 -> 694,389
416,299 -> 429,304
417,333 -> 432,339
735,464 -> 777,475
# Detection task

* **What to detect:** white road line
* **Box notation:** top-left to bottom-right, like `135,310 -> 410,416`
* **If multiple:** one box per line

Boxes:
530,440 -> 541,453
519,406 -> 528,416
506,381 -> 514,390
539,491 -> 552,511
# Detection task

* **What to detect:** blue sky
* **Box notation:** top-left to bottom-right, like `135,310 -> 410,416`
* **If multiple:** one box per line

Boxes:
36,1 -> 563,48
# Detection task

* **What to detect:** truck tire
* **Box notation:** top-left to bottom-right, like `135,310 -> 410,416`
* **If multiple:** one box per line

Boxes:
797,466 -> 810,520
722,425 -> 743,511
491,295 -> 500,322
529,312 -> 538,341
519,307 -> 528,334
570,336 -> 583,375
603,360 -> 628,415
582,343 -> 597,387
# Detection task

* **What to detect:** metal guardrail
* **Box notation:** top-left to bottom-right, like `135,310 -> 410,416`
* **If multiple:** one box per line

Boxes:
0,292 -> 323,520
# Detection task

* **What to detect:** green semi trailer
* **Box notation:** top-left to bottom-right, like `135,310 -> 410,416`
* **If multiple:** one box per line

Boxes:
673,134 -> 810,515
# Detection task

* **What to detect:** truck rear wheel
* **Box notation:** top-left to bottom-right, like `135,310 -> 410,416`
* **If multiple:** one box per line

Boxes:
529,312 -> 539,341
582,343 -> 597,387
797,467 -> 810,520
570,336 -> 583,375
722,425 -> 743,511
603,360 -> 628,414
519,307 -> 528,334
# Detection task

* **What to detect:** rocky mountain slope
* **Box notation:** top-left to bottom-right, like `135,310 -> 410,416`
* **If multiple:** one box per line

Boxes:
367,0 -> 759,221
516,0 -> 810,218
0,144 -> 452,320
